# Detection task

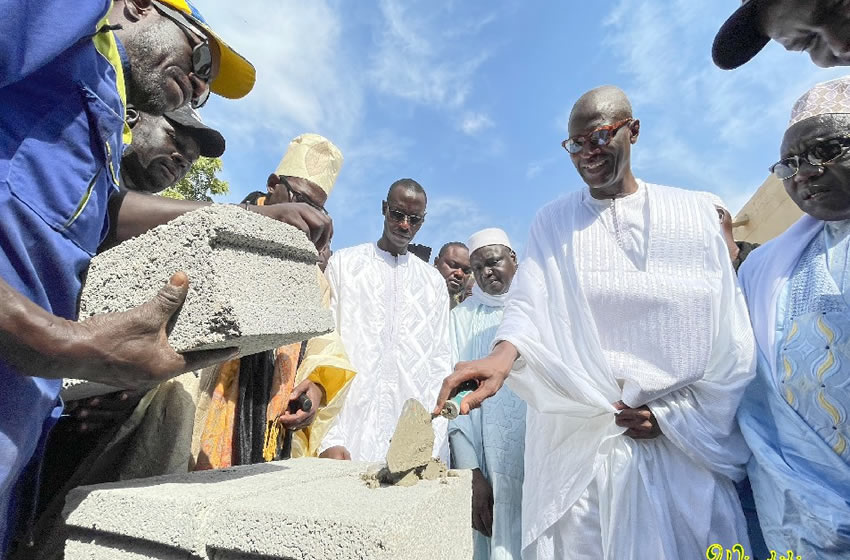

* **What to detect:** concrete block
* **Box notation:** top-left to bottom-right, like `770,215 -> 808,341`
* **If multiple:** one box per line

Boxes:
71,206 -> 332,400
63,459 -> 472,560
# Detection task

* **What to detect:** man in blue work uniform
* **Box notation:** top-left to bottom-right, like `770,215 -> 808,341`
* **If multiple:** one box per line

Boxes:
0,0 -> 332,553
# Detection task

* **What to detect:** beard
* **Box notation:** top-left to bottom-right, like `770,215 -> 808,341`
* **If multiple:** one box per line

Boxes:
123,23 -> 178,115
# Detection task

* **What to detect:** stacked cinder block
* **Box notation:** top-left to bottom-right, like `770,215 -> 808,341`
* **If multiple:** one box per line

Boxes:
63,459 -> 473,560
65,206 -> 334,399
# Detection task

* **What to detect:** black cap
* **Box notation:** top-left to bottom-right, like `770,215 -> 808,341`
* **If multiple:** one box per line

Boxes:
163,105 -> 226,158
712,0 -> 771,70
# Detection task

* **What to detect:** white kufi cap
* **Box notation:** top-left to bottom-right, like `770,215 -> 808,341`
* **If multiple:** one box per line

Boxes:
467,228 -> 513,255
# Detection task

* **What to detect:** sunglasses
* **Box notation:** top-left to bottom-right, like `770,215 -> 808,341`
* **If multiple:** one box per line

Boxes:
277,175 -> 328,215
386,205 -> 424,226
562,119 -> 633,155
152,2 -> 213,108
770,137 -> 850,180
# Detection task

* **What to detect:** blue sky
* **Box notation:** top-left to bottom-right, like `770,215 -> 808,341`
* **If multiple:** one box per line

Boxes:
198,0 -> 848,254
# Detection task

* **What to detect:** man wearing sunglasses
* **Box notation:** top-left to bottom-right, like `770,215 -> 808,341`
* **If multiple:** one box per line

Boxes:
736,77 -> 850,559
435,86 -> 755,559
714,0 -> 850,70
0,0 -> 257,552
319,179 -> 452,465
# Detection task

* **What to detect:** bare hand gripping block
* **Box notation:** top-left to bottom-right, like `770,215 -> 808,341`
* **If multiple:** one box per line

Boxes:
78,205 -> 333,359
63,459 -> 473,560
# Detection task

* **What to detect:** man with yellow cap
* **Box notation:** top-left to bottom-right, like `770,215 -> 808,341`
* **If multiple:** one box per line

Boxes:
0,0 -> 251,553
193,134 -> 356,469
737,76 -> 850,558
1,0 -> 339,551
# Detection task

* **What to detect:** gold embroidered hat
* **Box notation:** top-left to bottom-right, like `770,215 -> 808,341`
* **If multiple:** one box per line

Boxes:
275,134 -> 343,196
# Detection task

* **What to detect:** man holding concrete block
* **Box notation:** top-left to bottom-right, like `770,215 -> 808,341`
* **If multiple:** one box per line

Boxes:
319,179 -> 452,463
0,0 -> 328,554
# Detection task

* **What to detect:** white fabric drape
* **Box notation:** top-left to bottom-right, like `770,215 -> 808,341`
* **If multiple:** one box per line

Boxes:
496,182 -> 755,559
320,243 -> 451,462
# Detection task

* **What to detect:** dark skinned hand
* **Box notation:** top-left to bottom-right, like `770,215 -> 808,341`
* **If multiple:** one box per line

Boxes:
252,202 -> 333,252
278,379 -> 325,430
319,445 -> 352,460
433,342 -> 517,416
471,468 -> 494,537
613,401 -> 662,439
62,390 -> 146,435
71,272 -> 238,389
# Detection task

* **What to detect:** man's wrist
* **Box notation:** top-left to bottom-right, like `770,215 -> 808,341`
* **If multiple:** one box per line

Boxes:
492,341 -> 519,373
5,299 -> 86,378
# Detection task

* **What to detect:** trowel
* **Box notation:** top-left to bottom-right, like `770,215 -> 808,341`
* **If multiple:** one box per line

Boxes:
433,379 -> 479,420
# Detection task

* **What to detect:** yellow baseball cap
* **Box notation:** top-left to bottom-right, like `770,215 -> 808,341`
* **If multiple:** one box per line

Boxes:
155,0 -> 256,100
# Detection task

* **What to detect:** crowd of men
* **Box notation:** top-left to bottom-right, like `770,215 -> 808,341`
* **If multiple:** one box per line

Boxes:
1,0 -> 849,559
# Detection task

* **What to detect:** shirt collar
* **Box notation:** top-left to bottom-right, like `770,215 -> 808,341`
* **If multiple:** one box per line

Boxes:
114,36 -> 132,83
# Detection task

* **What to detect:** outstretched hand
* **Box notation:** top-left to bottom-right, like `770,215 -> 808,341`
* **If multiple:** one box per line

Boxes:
74,272 -> 238,388
432,342 -> 518,416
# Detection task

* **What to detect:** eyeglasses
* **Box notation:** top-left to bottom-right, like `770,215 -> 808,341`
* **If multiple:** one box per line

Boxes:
277,175 -> 328,215
386,205 -> 424,226
562,119 -> 633,155
152,2 -> 213,108
769,138 -> 850,180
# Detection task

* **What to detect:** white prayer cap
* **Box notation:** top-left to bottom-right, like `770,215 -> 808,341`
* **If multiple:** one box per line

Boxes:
275,133 -> 343,196
788,76 -> 850,129
467,228 -> 513,256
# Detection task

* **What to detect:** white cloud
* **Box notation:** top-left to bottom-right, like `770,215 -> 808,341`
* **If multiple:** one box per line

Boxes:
199,1 -> 363,149
368,0 -> 491,108
526,155 -> 559,180
460,112 -> 494,135
417,196 -> 490,249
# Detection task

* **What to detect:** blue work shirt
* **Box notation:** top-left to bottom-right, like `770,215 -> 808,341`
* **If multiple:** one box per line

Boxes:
0,0 -> 128,552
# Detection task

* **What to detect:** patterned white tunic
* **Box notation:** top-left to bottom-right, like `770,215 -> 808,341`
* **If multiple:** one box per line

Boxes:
320,242 -> 451,461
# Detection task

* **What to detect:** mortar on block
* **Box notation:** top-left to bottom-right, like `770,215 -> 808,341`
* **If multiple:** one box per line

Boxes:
76,205 -> 332,372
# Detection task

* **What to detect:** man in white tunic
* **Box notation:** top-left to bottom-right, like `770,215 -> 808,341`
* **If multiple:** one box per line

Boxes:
449,228 -> 525,560
738,77 -> 850,558
320,178 -> 451,461
435,86 -> 756,559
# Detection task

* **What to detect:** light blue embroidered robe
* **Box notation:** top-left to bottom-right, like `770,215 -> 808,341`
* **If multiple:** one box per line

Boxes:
448,292 -> 526,560
739,219 -> 850,558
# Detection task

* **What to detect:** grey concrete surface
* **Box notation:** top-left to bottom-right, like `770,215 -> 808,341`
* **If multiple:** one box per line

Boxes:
63,459 -> 472,560
79,205 -> 332,358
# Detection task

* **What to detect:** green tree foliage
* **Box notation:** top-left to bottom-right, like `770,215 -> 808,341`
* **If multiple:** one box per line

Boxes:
160,156 -> 229,201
